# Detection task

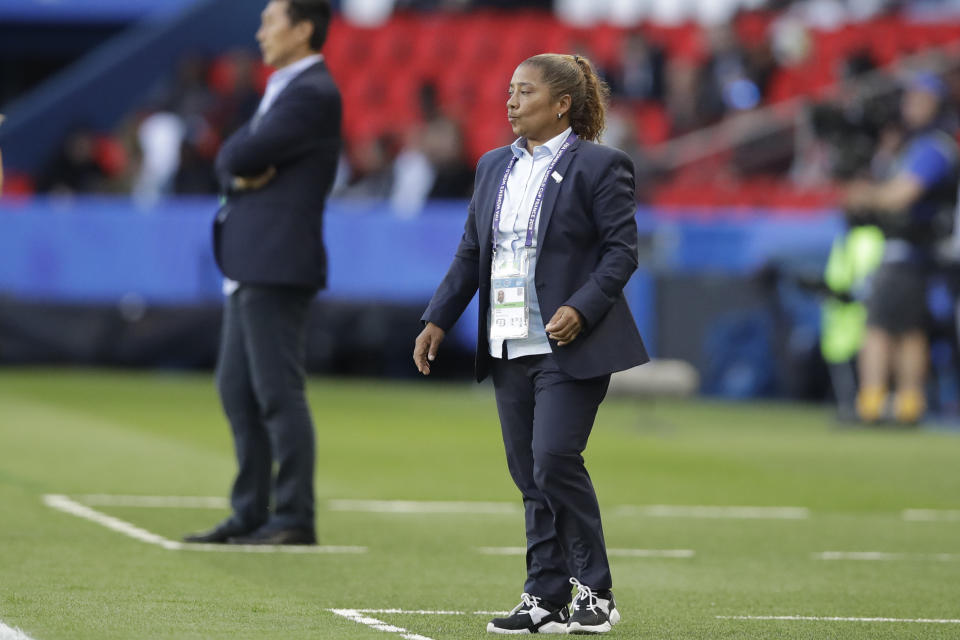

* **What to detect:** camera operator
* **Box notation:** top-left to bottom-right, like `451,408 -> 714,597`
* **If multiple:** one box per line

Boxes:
844,72 -> 959,424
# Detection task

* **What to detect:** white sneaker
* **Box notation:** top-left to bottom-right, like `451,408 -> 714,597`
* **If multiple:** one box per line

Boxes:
487,593 -> 571,634
567,578 -> 620,634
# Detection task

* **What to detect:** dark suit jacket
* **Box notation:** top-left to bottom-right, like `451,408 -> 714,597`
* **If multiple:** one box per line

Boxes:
422,138 -> 650,381
213,60 -> 341,288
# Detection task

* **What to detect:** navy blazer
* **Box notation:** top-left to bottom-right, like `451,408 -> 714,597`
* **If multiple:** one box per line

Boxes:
422,138 -> 650,382
213,61 -> 341,289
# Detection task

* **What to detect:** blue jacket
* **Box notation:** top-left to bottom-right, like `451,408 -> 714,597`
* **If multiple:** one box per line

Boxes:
422,138 -> 649,381
213,61 -> 341,288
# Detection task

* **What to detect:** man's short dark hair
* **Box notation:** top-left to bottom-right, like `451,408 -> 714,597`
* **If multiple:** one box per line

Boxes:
285,0 -> 332,52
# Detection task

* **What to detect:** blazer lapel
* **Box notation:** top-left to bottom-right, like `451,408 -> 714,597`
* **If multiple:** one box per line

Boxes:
252,60 -> 325,132
536,139 -> 581,249
477,149 -> 513,266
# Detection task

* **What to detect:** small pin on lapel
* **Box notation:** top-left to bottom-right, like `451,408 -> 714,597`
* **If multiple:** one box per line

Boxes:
551,170 -> 563,183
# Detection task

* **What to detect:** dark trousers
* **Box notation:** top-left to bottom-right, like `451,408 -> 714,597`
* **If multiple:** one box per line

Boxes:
215,284 -> 317,532
491,352 -> 612,605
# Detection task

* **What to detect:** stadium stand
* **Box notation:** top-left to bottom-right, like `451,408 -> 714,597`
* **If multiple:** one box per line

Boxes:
3,0 -> 960,397
4,5 -> 960,210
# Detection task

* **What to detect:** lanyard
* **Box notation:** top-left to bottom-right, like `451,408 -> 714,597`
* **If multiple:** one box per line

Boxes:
491,132 -> 577,251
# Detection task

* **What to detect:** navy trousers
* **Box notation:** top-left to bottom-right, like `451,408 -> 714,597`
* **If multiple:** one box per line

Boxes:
215,284 -> 317,533
491,352 -> 612,604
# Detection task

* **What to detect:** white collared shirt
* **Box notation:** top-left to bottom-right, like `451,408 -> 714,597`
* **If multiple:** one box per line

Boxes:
256,53 -> 324,120
224,53 -> 324,296
489,127 -> 572,359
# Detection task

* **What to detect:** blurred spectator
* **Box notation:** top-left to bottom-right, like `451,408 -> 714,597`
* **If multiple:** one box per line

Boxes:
208,51 -> 263,138
133,111 -> 186,206
167,56 -> 217,124
391,82 -> 473,215
334,133 -> 397,198
569,39 -> 614,93
699,25 -> 774,123
423,116 -> 474,198
391,130 -> 435,215
395,0 -> 467,8
174,125 -> 221,195
139,51 -> 264,198
603,105 -> 657,201
391,116 -> 473,214
473,0 -> 550,6
770,13 -> 812,68
397,0 -> 549,8
607,32 -> 666,103
665,58 -> 703,135
37,129 -> 111,195
11,1 -> 960,206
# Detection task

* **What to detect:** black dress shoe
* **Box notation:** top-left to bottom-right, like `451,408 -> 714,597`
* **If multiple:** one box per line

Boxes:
228,527 -> 316,546
183,520 -> 257,544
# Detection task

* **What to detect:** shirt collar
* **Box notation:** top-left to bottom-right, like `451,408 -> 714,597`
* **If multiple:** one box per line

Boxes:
268,53 -> 323,87
511,126 -> 573,160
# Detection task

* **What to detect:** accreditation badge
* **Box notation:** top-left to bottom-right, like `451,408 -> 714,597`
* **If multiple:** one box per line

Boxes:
490,250 -> 531,340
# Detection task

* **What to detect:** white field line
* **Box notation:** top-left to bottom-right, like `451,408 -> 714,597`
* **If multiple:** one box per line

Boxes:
477,546 -> 695,558
42,495 -> 366,555
333,500 -> 810,519
354,609 -> 510,616
44,494 -> 180,550
327,499 -> 521,514
68,495 -> 816,520
814,551 -> 960,561
329,609 -> 436,640
718,615 -> 960,624
613,505 -> 810,519
903,509 -> 960,522
0,621 -> 36,640
179,543 -> 367,554
77,494 -> 229,508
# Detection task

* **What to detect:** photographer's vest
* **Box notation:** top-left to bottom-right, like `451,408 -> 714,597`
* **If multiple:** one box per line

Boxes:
821,225 -> 886,364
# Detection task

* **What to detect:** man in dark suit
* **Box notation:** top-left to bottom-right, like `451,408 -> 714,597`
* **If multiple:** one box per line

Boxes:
184,0 -> 340,546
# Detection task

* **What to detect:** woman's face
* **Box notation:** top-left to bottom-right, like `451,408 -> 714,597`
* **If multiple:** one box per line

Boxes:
507,64 -> 565,142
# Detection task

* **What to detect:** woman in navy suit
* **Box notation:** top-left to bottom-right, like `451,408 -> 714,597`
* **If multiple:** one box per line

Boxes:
414,53 -> 648,635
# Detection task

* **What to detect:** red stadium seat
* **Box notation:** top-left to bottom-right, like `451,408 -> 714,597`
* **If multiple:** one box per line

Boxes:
207,55 -> 238,96
464,120 -> 513,165
735,10 -> 775,46
633,104 -> 671,146
0,171 -> 35,197
767,67 -> 801,103
320,10 -> 960,214
407,16 -> 467,78
584,25 -> 625,70
94,136 -> 129,177
866,17 -> 903,65
647,22 -> 704,64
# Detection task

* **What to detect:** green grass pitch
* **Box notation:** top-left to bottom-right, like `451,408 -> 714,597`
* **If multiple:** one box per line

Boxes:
1,368 -> 959,639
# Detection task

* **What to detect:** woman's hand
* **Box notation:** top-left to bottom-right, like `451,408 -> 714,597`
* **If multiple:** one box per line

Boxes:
545,305 -> 583,346
413,322 -> 446,375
